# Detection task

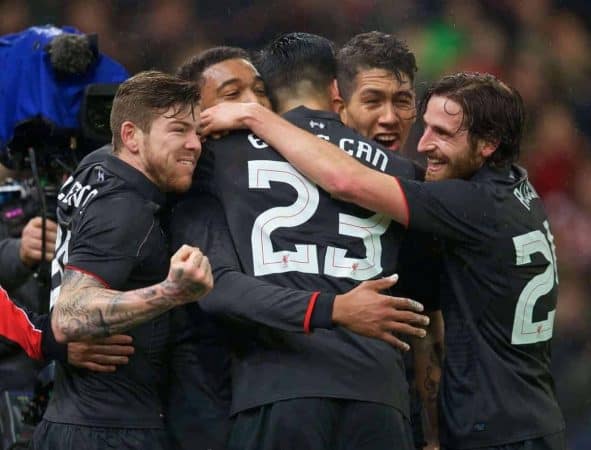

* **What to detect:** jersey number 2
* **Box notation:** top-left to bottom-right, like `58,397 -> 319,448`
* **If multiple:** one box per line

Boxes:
249,160 -> 390,281
511,221 -> 558,345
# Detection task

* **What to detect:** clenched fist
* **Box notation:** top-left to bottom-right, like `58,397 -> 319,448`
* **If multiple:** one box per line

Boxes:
165,244 -> 214,304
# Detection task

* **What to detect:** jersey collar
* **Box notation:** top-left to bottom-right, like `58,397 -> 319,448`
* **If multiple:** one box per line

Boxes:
102,152 -> 167,208
470,163 -> 527,187
283,105 -> 341,123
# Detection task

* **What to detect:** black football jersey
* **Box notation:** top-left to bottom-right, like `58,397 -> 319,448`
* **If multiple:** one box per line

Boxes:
397,165 -> 564,448
46,147 -> 171,428
190,106 -> 428,416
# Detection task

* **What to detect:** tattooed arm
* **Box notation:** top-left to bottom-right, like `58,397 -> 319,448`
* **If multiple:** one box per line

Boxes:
413,310 -> 444,448
51,245 -> 213,343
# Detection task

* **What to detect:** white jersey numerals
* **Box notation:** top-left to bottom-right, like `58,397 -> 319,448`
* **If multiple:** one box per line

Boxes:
248,160 -> 390,280
511,220 -> 558,345
249,160 -> 319,275
49,225 -> 71,308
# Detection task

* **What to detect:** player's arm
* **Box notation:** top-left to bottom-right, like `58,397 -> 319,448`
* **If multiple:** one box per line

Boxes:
412,310 -> 444,448
171,193 -> 428,350
0,287 -> 135,372
201,102 -> 409,226
0,285 -> 45,359
51,244 -> 213,343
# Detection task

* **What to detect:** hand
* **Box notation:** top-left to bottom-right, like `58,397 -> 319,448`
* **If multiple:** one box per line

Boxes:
68,334 -> 134,373
332,274 -> 430,351
19,217 -> 58,267
200,102 -> 255,136
166,244 -> 214,303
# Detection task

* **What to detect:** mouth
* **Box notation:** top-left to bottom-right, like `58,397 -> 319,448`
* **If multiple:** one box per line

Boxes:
373,134 -> 400,151
177,158 -> 196,169
426,157 -> 447,177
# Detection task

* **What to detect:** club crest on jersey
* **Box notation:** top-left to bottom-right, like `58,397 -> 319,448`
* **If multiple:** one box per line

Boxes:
513,181 -> 539,210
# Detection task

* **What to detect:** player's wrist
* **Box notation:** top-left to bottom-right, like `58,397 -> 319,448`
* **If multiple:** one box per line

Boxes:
242,102 -> 269,129
307,292 -> 335,330
331,294 -> 348,326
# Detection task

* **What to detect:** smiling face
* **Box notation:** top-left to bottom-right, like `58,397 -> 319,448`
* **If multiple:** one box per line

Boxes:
199,58 -> 271,110
339,68 -> 416,152
418,95 -> 491,181
137,105 -> 202,192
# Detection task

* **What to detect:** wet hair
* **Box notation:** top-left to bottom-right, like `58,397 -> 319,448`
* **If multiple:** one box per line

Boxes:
176,46 -> 251,84
256,32 -> 336,108
337,31 -> 417,101
110,70 -> 200,152
419,72 -> 525,167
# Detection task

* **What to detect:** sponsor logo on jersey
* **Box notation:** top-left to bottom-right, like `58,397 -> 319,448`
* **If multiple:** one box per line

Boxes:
309,120 -> 325,129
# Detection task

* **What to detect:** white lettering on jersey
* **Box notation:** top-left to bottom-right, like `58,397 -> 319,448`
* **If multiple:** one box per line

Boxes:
58,181 -> 98,209
513,181 -> 539,211
338,138 -> 388,172
248,133 -> 269,149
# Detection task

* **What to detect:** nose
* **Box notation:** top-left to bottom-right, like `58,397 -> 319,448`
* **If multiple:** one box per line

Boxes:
378,103 -> 400,127
186,132 -> 202,154
240,88 -> 258,104
417,129 -> 433,154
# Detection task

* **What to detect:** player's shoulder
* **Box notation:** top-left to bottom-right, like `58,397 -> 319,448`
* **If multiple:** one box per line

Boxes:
204,129 -> 263,152
63,153 -> 161,225
286,106 -> 417,178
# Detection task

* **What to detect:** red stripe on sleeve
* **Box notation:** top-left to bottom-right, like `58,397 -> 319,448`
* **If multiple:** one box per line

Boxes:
0,286 -> 43,360
392,176 -> 410,228
303,291 -> 320,334
65,265 -> 111,288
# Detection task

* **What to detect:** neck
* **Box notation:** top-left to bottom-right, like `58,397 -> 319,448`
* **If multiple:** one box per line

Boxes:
276,96 -> 332,115
118,149 -> 157,186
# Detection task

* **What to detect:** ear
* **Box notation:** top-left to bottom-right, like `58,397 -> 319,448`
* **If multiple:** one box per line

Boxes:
478,139 -> 499,159
120,121 -> 142,154
329,79 -> 343,114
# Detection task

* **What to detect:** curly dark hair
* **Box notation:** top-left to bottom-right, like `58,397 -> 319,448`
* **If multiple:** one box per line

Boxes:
419,72 -> 525,167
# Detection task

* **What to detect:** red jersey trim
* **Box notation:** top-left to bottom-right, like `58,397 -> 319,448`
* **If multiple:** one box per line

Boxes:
0,286 -> 43,360
392,176 -> 410,228
65,265 -> 111,288
303,291 -> 320,334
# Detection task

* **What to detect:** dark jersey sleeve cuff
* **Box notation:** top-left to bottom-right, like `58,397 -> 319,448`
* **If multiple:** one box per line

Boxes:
304,292 -> 335,332
41,311 -> 68,363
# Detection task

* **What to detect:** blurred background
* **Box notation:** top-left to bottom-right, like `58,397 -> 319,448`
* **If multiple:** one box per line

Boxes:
1,0 -> 590,448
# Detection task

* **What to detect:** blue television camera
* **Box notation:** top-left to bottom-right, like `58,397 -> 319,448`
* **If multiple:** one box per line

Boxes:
0,24 -> 128,236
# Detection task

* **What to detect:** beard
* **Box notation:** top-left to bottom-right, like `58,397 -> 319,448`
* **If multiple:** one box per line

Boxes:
425,145 -> 484,181
142,139 -> 195,193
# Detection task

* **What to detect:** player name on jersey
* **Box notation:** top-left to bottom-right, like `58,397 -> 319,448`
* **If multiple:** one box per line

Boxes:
247,132 -> 389,172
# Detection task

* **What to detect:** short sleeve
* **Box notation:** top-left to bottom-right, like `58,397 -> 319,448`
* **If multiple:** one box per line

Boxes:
67,194 -> 155,289
397,178 -> 495,244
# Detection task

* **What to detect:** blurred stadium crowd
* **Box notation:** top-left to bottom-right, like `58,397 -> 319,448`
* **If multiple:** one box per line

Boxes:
1,0 -> 590,448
